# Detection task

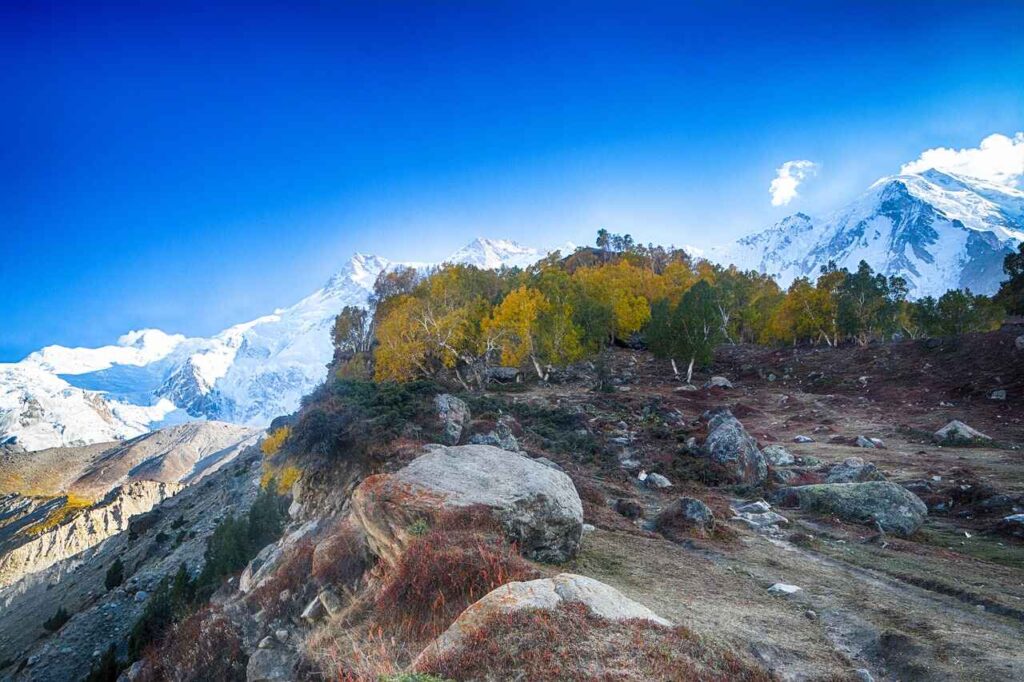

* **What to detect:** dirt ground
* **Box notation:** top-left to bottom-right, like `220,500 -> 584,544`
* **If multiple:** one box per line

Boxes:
500,328 -> 1024,681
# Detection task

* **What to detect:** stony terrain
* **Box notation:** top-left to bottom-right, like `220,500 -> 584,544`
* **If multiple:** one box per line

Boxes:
0,327 -> 1021,681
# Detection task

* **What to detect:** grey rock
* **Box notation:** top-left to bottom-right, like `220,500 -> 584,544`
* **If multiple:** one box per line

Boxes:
997,514 -> 1024,538
352,445 -> 583,564
785,481 -> 928,536
435,394 -> 470,445
704,376 -> 734,389
246,647 -> 298,682
700,408 -> 768,485
614,498 -> 643,519
641,471 -> 673,489
826,457 -> 885,484
468,415 -> 520,451
793,435 -> 815,443
767,583 -> 801,595
933,420 -> 992,444
1016,334 -> 1024,351
853,670 -> 875,682
413,573 -> 670,668
318,588 -> 344,617
855,436 -> 877,449
990,389 -> 1007,401
300,595 -> 325,622
763,444 -> 795,466
656,497 -> 715,535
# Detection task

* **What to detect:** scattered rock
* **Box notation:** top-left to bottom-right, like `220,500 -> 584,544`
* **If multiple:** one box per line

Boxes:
763,444 -> 795,466
997,514 -> 1024,538
933,420 -> 992,444
639,471 -> 672,489
700,408 -> 768,485
731,500 -> 789,532
781,481 -> 928,536
855,436 -> 885,449
468,415 -> 521,452
826,457 -> 885,484
349,444 -> 584,565
768,583 -> 802,595
614,498 -> 643,519
704,376 -> 733,389
435,394 -> 470,446
793,435 -> 815,443
655,497 -> 715,537
412,573 -> 670,669
246,647 -> 298,682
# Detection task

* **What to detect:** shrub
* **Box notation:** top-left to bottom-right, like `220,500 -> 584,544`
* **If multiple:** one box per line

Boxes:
261,426 -> 291,456
104,557 -> 124,590
312,521 -> 369,590
84,644 -> 122,682
373,507 -> 539,641
43,606 -> 70,632
137,606 -> 247,682
249,540 -> 314,620
418,602 -> 774,682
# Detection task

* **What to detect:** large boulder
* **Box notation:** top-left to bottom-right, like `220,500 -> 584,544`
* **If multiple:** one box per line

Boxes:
413,573 -> 670,668
933,420 -> 991,444
434,394 -> 470,445
763,444 -> 795,466
700,408 -> 768,485
783,481 -> 927,536
349,444 -> 583,565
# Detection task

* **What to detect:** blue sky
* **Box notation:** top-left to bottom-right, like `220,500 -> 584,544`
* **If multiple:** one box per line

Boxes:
2,1 -> 1023,360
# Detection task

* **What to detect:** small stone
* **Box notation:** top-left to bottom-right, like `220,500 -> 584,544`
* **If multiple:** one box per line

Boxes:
855,436 -> 876,449
275,629 -> 290,643
640,471 -> 672,489
704,376 -> 733,389
804,609 -> 818,620
582,523 -> 596,533
134,590 -> 149,603
768,583 -> 802,595
614,498 -> 643,519
793,435 -> 815,443
258,636 -> 275,649
990,389 -> 1007,401
853,669 -> 875,682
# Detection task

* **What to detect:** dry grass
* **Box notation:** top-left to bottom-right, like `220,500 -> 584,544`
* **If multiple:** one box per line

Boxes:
24,493 -> 93,535
416,602 -> 776,682
137,606 -> 247,682
248,539 -> 314,620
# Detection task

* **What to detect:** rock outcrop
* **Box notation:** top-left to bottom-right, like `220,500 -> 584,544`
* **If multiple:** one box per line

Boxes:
414,573 -> 670,668
434,394 -> 470,446
700,408 -> 767,485
779,481 -> 927,536
350,444 -> 583,565
0,480 -> 181,588
933,420 -> 992,444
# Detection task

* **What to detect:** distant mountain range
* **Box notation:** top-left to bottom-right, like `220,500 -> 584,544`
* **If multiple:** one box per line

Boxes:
3,168 -> 1022,451
707,168 -> 1023,297
0,239 -> 555,451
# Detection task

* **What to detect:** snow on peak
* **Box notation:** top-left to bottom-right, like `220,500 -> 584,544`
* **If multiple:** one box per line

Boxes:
445,238 -> 543,270
710,170 -> 1023,298
1,237 -> 552,451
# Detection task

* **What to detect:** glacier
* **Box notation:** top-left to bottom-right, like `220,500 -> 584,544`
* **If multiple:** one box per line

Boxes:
0,238 -> 551,451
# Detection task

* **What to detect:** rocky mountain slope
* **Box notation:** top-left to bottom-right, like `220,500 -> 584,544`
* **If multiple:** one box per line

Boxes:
710,169 -> 1024,297
0,239 -> 551,451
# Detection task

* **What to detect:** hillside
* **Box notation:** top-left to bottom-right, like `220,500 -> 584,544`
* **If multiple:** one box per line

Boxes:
2,327 -> 1021,680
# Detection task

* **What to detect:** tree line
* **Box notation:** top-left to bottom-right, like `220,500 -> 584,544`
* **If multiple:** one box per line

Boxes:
330,233 -> 1022,383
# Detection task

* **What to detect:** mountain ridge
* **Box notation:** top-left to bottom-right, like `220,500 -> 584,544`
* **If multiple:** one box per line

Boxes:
0,238 -> 553,451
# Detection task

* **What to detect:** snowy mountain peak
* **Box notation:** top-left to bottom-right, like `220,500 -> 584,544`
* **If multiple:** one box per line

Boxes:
445,238 -> 543,270
711,170 -> 1022,298
1,237 -> 554,451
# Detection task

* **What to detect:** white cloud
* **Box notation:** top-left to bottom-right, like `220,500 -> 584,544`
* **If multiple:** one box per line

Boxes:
900,132 -> 1024,187
769,160 -> 818,206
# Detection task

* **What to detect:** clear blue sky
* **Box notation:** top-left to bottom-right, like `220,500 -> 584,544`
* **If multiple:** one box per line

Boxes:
3,1 -> 1023,360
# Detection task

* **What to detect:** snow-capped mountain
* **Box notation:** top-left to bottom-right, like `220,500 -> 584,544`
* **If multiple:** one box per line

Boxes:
0,239 -> 551,451
710,169 -> 1024,297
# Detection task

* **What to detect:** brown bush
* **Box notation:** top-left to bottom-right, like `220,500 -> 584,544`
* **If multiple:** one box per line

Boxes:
312,519 -> 369,590
373,506 -> 540,641
248,539 -> 314,620
138,606 -> 247,682
418,602 -> 776,682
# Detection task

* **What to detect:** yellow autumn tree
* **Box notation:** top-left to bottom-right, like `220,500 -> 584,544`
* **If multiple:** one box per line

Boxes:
574,261 -> 652,341
374,295 -> 429,381
482,286 -> 547,370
